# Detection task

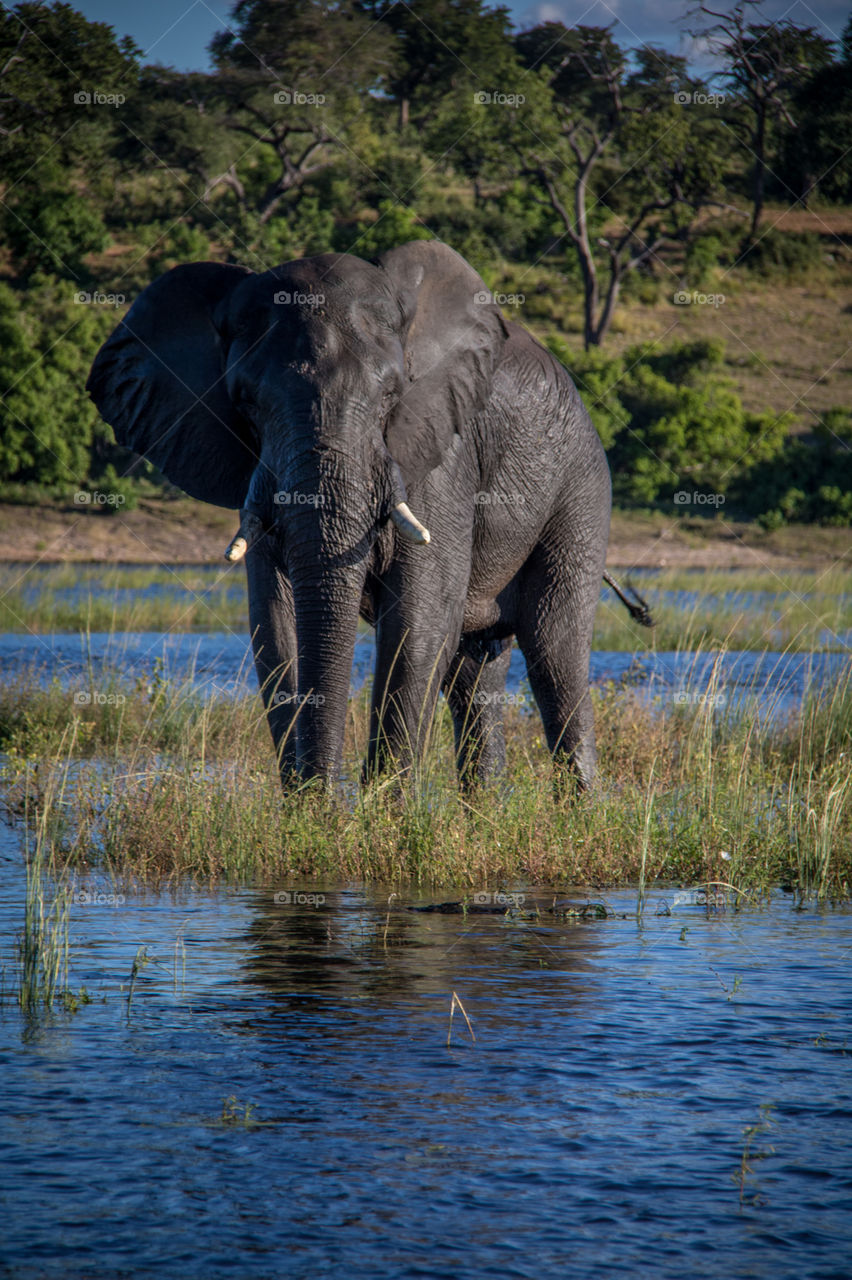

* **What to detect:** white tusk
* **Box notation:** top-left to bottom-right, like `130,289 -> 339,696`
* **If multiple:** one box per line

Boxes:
224,536 -> 248,563
224,512 -> 264,562
391,501 -> 431,545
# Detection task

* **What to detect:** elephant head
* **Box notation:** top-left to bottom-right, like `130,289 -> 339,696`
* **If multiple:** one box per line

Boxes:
87,241 -> 508,780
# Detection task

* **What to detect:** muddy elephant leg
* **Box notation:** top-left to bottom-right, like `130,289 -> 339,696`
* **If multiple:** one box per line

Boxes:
443,644 -> 513,787
515,544 -> 606,792
244,541 -> 299,780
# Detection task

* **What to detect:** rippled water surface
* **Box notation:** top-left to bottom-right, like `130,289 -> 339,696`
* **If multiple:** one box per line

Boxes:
1,822 -> 850,1280
1,629 -> 849,719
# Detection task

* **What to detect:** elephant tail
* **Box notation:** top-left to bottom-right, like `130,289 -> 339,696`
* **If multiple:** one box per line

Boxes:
603,570 -> 654,628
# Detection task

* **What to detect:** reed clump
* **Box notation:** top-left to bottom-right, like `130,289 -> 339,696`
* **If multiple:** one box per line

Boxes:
2,649 -> 849,899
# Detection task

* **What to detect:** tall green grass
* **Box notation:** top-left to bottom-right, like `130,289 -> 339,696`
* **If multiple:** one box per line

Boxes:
16,729 -> 77,1013
2,643 -> 849,899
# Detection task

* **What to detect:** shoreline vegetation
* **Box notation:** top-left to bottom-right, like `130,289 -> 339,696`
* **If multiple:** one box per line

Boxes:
2,535 -> 850,903
1,554 -> 850,651
2,636 -> 850,901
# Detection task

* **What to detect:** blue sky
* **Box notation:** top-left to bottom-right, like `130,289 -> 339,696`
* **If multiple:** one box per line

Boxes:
70,0 -> 849,71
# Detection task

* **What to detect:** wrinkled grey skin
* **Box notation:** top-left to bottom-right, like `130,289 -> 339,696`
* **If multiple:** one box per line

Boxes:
87,241 -> 611,789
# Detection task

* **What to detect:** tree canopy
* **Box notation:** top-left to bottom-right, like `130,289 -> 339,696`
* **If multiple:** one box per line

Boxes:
0,0 -> 849,526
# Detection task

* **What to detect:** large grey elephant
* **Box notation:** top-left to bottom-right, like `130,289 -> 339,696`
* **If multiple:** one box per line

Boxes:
87,240 -> 638,790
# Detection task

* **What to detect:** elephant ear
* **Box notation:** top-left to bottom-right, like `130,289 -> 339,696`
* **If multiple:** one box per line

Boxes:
375,241 -> 508,490
86,262 -> 256,509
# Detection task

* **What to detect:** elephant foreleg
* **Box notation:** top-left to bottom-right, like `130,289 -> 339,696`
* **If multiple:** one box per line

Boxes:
365,549 -> 468,780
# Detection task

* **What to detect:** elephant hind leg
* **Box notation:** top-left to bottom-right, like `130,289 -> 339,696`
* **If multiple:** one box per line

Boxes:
443,643 -> 513,788
515,550 -> 604,791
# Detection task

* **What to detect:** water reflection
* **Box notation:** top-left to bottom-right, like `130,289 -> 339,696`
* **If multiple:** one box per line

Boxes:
1,864 -> 851,1279
237,891 -> 603,1037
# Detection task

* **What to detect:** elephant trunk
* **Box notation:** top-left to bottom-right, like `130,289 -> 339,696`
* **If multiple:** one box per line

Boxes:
226,443 -> 431,783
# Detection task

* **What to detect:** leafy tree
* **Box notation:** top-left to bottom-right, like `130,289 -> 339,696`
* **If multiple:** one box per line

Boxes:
120,68 -> 247,207
358,0 -> 516,129
778,18 -> 852,205
0,1 -> 139,181
0,278 -> 115,487
691,1 -> 834,238
208,0 -> 396,223
507,25 -> 726,346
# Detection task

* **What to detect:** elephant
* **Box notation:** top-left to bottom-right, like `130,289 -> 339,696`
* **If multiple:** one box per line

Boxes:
87,240 -> 648,791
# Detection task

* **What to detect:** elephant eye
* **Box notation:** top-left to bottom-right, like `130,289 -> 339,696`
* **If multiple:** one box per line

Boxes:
379,382 -> 399,422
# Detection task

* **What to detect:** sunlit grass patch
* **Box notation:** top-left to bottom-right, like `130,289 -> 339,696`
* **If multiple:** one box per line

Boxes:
2,563 -> 850,651
2,651 -> 849,900
0,563 -> 248,633
595,565 -> 852,652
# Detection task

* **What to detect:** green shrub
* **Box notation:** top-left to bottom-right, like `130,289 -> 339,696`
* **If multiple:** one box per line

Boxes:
334,199 -> 432,256
3,185 -> 108,277
738,229 -> 823,279
815,485 -> 852,526
684,233 -> 725,287
0,277 -> 115,487
549,336 -> 790,508
734,408 -> 852,526
91,464 -> 140,514
146,221 -> 212,275
757,508 -> 786,532
620,267 -> 665,305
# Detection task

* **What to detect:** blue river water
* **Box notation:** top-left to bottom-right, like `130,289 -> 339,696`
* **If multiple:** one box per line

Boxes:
0,628 -> 848,719
1,822 -> 850,1280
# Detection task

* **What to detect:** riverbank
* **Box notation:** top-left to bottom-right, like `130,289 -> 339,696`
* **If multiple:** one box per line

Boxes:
3,653 -> 849,895
1,498 -> 849,571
